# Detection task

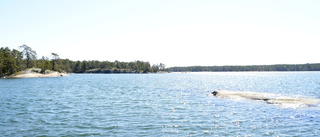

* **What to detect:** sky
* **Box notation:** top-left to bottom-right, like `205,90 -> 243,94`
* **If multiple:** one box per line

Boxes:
1,0 -> 320,67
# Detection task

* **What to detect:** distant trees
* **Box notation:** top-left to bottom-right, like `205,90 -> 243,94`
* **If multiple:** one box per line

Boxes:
19,44 -> 37,68
11,49 -> 24,71
62,59 -> 72,73
168,64 -> 320,72
77,60 -> 164,73
81,60 -> 88,73
51,53 -> 62,72
73,61 -> 82,73
0,47 -> 18,75
151,63 -> 167,73
159,63 -> 166,71
0,46 -> 28,76
4,45 -> 320,77
38,56 -> 52,74
1,45 -> 167,77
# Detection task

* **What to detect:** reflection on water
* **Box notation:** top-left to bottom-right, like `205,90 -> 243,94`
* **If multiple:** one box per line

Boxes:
1,72 -> 320,136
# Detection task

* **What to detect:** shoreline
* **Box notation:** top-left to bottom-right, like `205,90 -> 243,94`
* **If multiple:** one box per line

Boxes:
12,72 -> 70,78
5,68 -> 70,78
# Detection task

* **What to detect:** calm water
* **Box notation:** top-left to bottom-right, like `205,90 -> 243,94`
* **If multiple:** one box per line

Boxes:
1,72 -> 320,136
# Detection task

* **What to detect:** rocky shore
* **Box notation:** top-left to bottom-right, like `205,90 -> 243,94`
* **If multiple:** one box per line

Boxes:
212,90 -> 320,107
8,68 -> 69,78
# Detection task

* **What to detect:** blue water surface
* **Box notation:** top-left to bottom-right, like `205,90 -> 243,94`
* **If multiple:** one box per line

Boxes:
1,72 -> 320,136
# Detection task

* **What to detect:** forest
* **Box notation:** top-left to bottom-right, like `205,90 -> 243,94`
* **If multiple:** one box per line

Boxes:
0,45 -> 167,77
169,64 -> 320,72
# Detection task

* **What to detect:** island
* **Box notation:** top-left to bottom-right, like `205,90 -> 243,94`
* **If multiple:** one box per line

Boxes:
1,45 -> 167,78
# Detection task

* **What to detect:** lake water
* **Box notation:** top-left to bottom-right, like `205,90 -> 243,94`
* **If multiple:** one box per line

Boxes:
1,72 -> 320,136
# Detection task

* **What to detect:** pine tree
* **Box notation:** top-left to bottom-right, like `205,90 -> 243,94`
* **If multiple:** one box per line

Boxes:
19,44 -> 37,68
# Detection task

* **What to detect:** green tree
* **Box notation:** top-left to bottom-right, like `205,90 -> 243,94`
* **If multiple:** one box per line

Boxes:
159,63 -> 166,71
81,60 -> 88,73
0,47 -> 17,75
62,59 -> 72,73
11,49 -> 24,71
51,53 -> 62,72
38,56 -> 52,74
152,64 -> 160,73
142,61 -> 152,73
73,61 -> 82,73
115,60 -> 121,69
19,44 -> 37,68
0,49 -> 3,76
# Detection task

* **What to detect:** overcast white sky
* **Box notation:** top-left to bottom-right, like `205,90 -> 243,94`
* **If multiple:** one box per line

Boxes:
1,0 -> 320,67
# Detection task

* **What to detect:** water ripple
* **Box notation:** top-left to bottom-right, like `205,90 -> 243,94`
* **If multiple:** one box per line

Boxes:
1,73 -> 320,136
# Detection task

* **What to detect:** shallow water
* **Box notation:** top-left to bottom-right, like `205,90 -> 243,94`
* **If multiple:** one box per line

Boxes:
1,72 -> 320,136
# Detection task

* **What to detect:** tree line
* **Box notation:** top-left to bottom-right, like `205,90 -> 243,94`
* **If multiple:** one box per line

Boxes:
169,64 -> 320,72
0,45 -> 167,77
